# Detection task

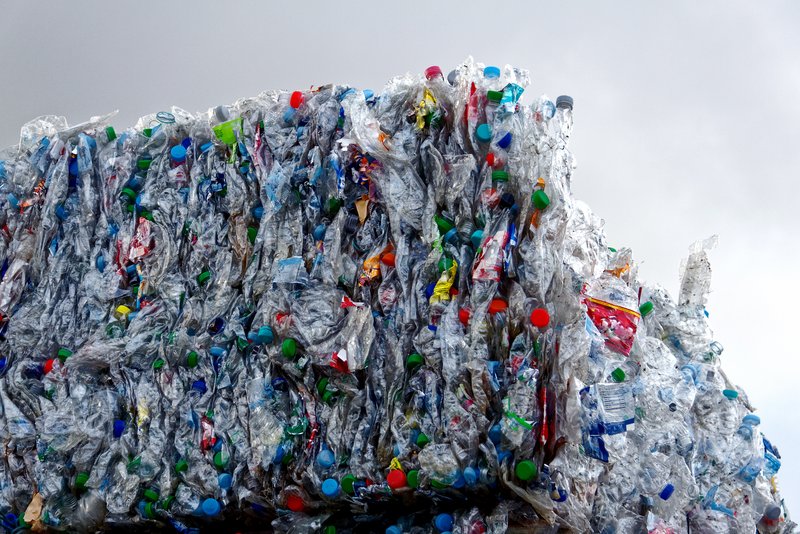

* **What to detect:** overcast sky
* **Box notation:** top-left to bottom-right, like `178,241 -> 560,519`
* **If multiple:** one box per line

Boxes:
1,0 -> 798,514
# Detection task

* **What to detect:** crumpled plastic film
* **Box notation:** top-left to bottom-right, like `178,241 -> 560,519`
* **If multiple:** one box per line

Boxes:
0,58 -> 792,533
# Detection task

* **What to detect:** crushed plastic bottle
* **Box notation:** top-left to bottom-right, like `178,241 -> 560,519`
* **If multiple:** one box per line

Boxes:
0,58 -> 792,533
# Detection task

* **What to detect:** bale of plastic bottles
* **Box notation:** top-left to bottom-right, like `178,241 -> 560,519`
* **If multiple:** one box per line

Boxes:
0,58 -> 791,533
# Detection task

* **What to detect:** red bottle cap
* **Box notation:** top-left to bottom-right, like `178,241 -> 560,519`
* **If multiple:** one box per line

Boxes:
530,308 -> 550,328
43,358 -> 55,374
459,308 -> 471,326
488,299 -> 507,314
381,252 -> 396,267
386,469 -> 407,490
486,153 -> 495,167
286,494 -> 305,512
290,91 -> 304,109
424,66 -> 443,80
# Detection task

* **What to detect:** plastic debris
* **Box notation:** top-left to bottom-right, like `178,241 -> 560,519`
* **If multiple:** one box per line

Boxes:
0,58 -> 791,533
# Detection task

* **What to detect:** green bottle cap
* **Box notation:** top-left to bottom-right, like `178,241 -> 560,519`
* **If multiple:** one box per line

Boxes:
140,209 -> 154,222
281,451 -> 294,466
322,390 -> 335,404
326,197 -> 343,215
437,257 -> 455,273
487,90 -> 503,102
416,432 -> 430,447
430,479 -> 448,489
247,226 -> 258,244
197,271 -> 211,285
152,358 -> 164,370
142,128 -> 152,138
639,301 -> 654,317
434,214 -> 454,235
174,459 -> 188,473
317,378 -> 329,396
58,348 -> 73,363
532,190 -> 550,210
120,187 -> 137,202
515,460 -> 538,481
323,526 -> 336,534
407,469 -> 420,488
236,337 -> 249,351
186,351 -> 198,368
143,502 -> 155,519
491,170 -> 509,182
137,157 -> 153,171
406,353 -> 424,370
160,495 -> 175,509
608,247 -> 617,252
75,472 -> 89,489
341,474 -> 356,495
214,451 -> 230,469
105,126 -> 116,141
611,368 -> 625,382
723,389 -> 739,399
282,338 -> 297,359
143,488 -> 159,502
126,204 -> 135,213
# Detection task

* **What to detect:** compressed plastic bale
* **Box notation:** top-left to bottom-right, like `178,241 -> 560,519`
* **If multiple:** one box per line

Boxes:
0,57 -> 792,533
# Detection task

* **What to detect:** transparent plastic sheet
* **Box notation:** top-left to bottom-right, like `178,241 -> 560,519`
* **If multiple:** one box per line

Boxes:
0,58 -> 792,533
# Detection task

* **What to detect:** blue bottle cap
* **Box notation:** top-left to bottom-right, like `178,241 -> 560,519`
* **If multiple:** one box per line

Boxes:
96,255 -> 106,272
463,466 -> 478,486
69,159 -> 79,176
201,498 -> 221,516
321,478 -> 340,498
113,419 -> 125,438
209,346 -> 226,357
475,124 -> 492,143
191,379 -> 207,394
273,445 -> 285,464
181,137 -> 193,148
443,227 -> 459,245
488,423 -> 502,445
742,414 -> 761,426
470,230 -> 484,249
313,224 -> 327,241
556,95 -> 574,110
252,206 -> 264,219
317,449 -> 335,468
256,325 -> 274,345
283,108 -> 296,123
722,389 -> 738,399
218,473 -> 233,490
659,483 -> 674,500
434,513 -> 454,532
483,66 -> 501,79
497,132 -> 512,149
170,145 -> 187,163
200,142 -> 213,153
363,89 -> 374,100
451,471 -> 465,489
386,527 -> 403,534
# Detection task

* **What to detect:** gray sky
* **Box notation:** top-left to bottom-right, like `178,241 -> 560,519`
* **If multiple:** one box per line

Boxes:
2,0 -> 799,513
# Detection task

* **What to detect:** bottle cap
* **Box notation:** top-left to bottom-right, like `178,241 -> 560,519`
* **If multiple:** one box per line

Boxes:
186,351 -> 198,368
532,190 -> 550,210
252,206 -> 264,219
381,252 -> 396,267
170,145 -> 186,164
317,449 -> 335,468
475,124 -> 492,143
487,90 -> 503,102
437,257 -> 455,273
488,424 -> 502,445
175,459 -> 188,473
113,419 -> 125,438
458,308 -> 470,326
491,170 -> 509,183
743,414 -> 761,426
765,504 -> 782,520
483,66 -> 501,79
556,95 -> 574,110
75,472 -> 89,489
341,474 -> 356,494
386,526 -> 403,534
434,214 -> 455,234
486,152 -> 496,167
530,308 -> 550,328
416,432 -> 430,447
143,488 -> 159,502
247,226 -> 258,244
201,498 -> 221,516
282,338 -> 297,359
406,353 -> 424,370
197,271 -> 211,285
321,478 -> 340,498
213,451 -> 229,469
406,469 -> 420,488
313,224 -> 327,241
363,89 -> 374,100
424,66 -> 443,80
137,157 -> 152,171
722,389 -> 738,399
286,494 -> 305,512
43,359 -> 55,374
515,460 -> 537,481
470,230 -> 484,249
435,513 -> 454,532
463,466 -> 478,486
488,299 -> 507,314
104,126 -> 117,141
639,301 -> 654,317
497,131 -> 513,149
659,483 -> 674,500
611,368 -> 626,382
386,469 -> 407,490
58,348 -> 73,363
218,473 -> 232,490
290,91 -> 304,109
181,137 -> 192,148
443,227 -> 459,245
191,379 -> 207,394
